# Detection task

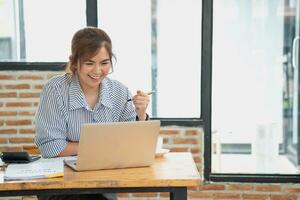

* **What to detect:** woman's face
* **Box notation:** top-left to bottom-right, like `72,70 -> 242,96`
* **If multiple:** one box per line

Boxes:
77,47 -> 111,92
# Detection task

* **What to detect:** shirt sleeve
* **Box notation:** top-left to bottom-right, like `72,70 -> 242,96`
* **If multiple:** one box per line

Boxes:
34,84 -> 68,158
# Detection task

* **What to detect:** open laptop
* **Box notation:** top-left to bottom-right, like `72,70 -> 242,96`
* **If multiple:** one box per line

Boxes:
64,120 -> 160,171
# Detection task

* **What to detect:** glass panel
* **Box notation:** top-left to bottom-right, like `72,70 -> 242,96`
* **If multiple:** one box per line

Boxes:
212,0 -> 300,174
0,0 -> 86,62
98,0 -> 201,118
0,0 -> 17,60
155,0 -> 201,117
287,0 -> 300,170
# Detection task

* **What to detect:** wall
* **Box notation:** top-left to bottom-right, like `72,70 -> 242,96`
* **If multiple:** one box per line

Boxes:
0,70 -> 299,200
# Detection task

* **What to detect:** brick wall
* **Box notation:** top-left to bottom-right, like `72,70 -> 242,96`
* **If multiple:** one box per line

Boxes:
0,70 -> 300,200
0,71 -> 62,153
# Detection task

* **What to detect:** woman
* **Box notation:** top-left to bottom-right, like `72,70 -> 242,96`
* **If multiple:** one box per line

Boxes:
35,27 -> 150,200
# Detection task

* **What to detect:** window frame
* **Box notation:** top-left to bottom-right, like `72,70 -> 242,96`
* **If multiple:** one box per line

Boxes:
0,0 -> 202,127
202,0 -> 300,183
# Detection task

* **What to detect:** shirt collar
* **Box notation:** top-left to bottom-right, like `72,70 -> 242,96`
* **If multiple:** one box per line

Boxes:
69,73 -> 113,111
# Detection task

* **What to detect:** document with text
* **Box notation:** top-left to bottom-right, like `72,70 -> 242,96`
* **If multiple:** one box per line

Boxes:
4,157 -> 64,181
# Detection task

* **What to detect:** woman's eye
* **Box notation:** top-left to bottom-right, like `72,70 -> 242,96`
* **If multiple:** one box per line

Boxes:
85,62 -> 94,65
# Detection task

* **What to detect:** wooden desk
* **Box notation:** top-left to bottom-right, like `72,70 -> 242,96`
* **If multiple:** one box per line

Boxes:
0,152 -> 201,200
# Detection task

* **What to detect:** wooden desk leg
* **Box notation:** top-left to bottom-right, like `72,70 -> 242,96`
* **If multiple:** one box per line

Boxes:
170,187 -> 187,200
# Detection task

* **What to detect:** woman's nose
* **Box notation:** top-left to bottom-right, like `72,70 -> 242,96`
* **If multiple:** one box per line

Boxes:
93,64 -> 103,73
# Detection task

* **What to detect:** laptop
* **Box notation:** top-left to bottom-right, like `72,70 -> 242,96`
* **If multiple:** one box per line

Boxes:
64,120 -> 160,171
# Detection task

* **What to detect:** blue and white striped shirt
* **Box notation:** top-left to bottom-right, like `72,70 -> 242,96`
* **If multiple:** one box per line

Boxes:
35,73 -> 136,158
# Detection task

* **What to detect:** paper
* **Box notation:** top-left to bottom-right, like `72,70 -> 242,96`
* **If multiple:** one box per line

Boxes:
0,171 -> 4,183
4,157 -> 64,181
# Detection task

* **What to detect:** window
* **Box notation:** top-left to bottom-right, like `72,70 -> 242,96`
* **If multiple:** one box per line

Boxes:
98,0 -> 201,118
0,0 -> 202,122
204,0 -> 300,182
0,0 -> 86,62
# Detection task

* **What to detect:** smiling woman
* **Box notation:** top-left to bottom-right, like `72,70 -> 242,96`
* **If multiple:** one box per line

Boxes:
67,28 -> 114,109
34,27 -> 151,200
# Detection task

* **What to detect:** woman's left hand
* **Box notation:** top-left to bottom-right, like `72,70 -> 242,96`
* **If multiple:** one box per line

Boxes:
132,90 -> 150,121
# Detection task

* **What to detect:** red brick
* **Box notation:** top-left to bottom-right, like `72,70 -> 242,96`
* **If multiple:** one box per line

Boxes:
214,193 -> 241,199
0,146 -> 22,152
19,93 -> 40,98
188,186 -> 199,191
6,120 -> 32,126
0,138 -> 8,144
18,75 -> 43,80
6,102 -> 32,107
19,111 -> 36,116
9,137 -> 34,144
285,187 -> 300,193
34,84 -> 44,89
0,92 -> 17,98
0,75 -> 15,80
270,194 -> 297,200
200,184 -> 225,190
0,129 -> 18,134
169,147 -> 189,152
243,194 -> 269,200
185,129 -> 199,135
159,130 -> 180,135
20,129 -> 35,134
173,138 -> 198,144
0,111 -> 17,116
159,192 -> 169,197
190,147 -> 200,153
189,192 -> 214,198
227,184 -> 254,191
256,185 -> 281,192
4,84 -> 30,89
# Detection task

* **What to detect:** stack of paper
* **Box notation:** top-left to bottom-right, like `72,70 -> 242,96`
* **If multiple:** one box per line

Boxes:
4,157 -> 64,181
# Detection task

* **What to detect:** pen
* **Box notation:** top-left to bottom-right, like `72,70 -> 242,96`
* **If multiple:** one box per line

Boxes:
127,91 -> 155,102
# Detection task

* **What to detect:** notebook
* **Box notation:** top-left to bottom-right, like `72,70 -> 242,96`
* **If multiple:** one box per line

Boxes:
64,120 -> 160,171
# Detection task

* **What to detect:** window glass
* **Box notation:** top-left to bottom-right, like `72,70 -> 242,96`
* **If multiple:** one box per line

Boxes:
212,0 -> 300,174
98,0 -> 201,118
0,0 -> 86,62
0,0 -> 16,60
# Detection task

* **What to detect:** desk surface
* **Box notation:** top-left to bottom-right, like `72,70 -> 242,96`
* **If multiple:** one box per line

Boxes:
0,152 -> 201,191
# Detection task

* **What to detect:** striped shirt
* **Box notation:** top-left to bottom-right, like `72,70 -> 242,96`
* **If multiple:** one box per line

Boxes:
35,73 -> 136,158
